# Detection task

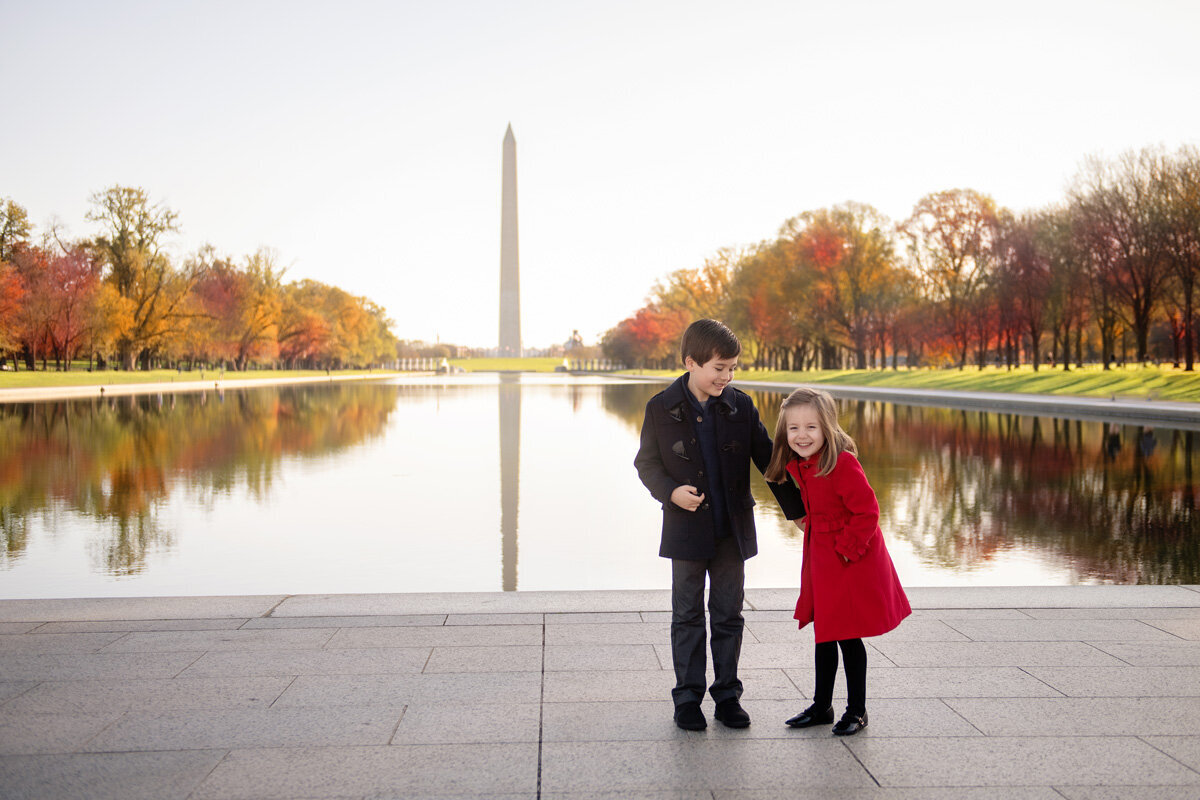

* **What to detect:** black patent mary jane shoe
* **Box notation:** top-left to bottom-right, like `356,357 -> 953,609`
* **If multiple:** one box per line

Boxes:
832,710 -> 868,736
784,703 -> 834,728
674,701 -> 707,731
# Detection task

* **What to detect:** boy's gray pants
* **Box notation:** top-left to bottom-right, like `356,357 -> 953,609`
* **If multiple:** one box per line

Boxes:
670,535 -> 745,708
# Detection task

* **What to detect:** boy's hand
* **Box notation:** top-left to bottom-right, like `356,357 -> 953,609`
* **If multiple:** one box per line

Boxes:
670,485 -> 705,512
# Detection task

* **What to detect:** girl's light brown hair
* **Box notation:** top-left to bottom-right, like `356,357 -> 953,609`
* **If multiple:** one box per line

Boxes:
764,387 -> 857,481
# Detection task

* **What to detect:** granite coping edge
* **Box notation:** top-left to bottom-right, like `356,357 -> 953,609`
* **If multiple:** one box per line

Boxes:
0,372 -> 431,404
1,586 -> 1197,622
608,373 -> 1200,427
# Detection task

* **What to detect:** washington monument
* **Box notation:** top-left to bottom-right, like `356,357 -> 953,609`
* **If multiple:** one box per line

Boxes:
499,124 -> 522,356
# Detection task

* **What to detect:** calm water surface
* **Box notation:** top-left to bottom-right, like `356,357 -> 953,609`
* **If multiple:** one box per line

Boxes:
1,374 -> 1197,598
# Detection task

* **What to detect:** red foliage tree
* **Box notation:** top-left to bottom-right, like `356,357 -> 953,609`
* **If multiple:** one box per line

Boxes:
602,305 -> 689,368
45,248 -> 101,369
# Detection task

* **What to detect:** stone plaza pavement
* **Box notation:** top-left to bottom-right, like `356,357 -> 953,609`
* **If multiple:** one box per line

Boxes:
2,586 -> 1200,800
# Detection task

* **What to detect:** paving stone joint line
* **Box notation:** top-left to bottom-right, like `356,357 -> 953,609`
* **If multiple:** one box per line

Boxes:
536,620 -> 546,800
1137,734 -> 1200,777
262,596 -> 293,618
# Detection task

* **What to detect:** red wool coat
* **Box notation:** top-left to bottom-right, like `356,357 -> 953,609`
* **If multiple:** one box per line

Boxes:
787,451 -> 911,643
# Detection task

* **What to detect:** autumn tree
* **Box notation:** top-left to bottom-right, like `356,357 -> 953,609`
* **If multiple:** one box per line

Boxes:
599,321 -> 638,367
83,282 -> 134,370
0,198 -> 32,262
88,186 -> 205,369
274,279 -> 395,369
1155,145 -> 1200,370
601,305 -> 688,368
44,246 -> 102,369
187,247 -> 240,366
0,198 -> 32,364
0,261 -> 26,361
360,300 -> 399,367
726,240 -> 813,369
785,203 -> 896,369
1037,206 -> 1089,371
278,281 -> 331,368
230,248 -> 284,369
995,212 -> 1052,369
191,247 -> 284,370
1070,150 -> 1171,363
7,246 -> 55,368
324,285 -> 372,367
900,189 -> 1000,369
650,248 -> 736,322
888,270 -> 929,368
1071,203 -> 1123,367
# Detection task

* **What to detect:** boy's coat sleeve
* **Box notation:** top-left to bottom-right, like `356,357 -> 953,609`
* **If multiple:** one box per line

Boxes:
634,401 -> 678,505
750,403 -> 806,520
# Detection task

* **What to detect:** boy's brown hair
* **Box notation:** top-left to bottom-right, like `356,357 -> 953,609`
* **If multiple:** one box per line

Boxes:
680,319 -> 740,366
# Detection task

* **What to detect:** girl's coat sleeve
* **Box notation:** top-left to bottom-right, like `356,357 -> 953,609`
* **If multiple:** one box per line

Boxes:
832,453 -> 879,562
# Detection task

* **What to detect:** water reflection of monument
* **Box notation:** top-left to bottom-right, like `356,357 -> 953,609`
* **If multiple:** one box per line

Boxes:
499,374 -> 521,590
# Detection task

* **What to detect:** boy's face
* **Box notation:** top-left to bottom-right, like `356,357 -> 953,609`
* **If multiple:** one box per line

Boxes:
684,355 -> 737,402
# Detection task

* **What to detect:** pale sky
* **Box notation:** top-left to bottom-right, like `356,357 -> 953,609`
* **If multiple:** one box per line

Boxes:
4,0 -> 1198,349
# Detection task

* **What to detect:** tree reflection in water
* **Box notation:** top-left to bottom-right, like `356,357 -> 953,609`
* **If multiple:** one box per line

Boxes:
0,384 -> 399,575
601,382 -> 1200,584
4,378 -> 1197,589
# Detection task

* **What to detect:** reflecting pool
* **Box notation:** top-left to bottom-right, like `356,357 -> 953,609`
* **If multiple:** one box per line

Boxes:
1,374 -> 1197,598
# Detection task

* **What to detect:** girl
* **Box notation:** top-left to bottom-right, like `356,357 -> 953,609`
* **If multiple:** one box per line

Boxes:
765,387 -> 910,735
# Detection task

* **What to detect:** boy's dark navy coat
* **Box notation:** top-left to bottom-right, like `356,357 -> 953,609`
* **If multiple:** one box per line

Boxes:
634,374 -> 805,560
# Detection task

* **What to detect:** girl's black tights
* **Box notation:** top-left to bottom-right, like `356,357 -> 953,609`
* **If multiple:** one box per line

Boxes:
813,638 -> 867,716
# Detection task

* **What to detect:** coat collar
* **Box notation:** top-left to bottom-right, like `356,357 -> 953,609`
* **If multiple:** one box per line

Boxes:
663,373 -> 736,421
785,454 -> 820,480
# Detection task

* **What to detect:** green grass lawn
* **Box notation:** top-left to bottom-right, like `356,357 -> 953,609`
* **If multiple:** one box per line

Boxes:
623,364 -> 1200,402
0,367 -> 397,389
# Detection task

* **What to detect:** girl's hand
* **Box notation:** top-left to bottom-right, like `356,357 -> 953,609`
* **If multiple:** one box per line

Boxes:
793,517 -> 806,530
670,485 -> 705,512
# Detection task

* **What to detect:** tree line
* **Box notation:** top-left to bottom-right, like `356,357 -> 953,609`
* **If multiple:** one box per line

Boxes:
0,186 -> 398,372
602,145 -> 1200,372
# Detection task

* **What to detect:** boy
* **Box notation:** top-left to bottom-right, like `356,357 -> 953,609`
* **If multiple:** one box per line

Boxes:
634,319 -> 806,730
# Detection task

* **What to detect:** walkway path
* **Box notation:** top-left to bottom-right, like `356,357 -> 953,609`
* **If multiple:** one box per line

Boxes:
7,371 -> 1200,429
2,586 -> 1200,799
615,373 -> 1200,429
0,372 -> 416,404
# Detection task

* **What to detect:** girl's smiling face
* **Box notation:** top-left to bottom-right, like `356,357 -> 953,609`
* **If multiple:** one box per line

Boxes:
784,403 -> 825,460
